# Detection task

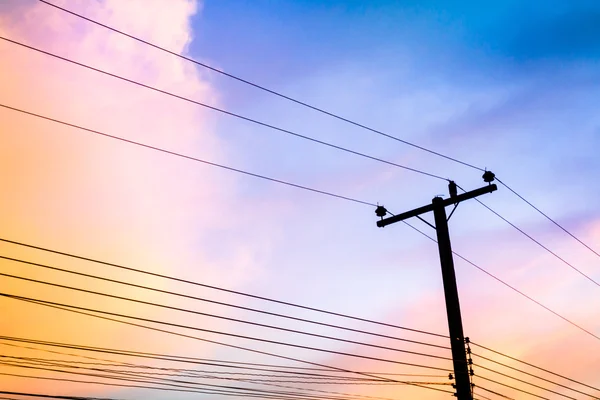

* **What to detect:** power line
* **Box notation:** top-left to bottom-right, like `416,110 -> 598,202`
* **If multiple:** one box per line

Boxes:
0,270 -> 452,362
1,293 -> 455,396
39,0 -> 600,264
36,0 -> 481,172
4,357 -> 452,400
0,103 -> 374,207
472,364 -> 581,400
0,371 -> 340,400
473,197 -> 600,288
1,360 -> 448,400
0,36 -> 446,182
1,355 -> 446,384
0,291 -> 450,371
0,337 -> 448,379
400,221 -> 600,342
497,178 -> 600,261
473,358 -> 598,399
3,82 -> 595,346
0,360 -> 412,400
475,385 -> 515,400
469,341 -> 600,393
0,391 -> 121,400
0,254 -> 449,350
472,390 -> 493,400
476,375 -> 551,400
0,236 -> 447,338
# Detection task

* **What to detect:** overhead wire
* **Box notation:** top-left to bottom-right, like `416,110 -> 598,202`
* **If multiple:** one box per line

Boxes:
0,36 -> 446,182
1,24 -> 597,392
475,385 -> 516,400
0,391 -> 121,400
472,363 -> 582,400
496,178 -> 600,260
469,341 -> 600,393
1,11 -> 596,400
472,197 -> 600,287
1,356 -> 447,386
0,254 -> 450,350
0,360 -> 419,400
1,356 -> 383,383
0,292 -> 451,372
0,236 -> 447,339
0,103 -> 375,207
0,362 -> 446,400
2,228 -> 598,345
2,5 -> 593,349
0,293 -> 456,396
399,221 -> 600,341
0,371 -> 341,400
37,0 -> 600,263
476,375 -> 552,400
0,270 -> 452,362
3,356 -> 454,400
2,101 -> 596,344
0,338 -> 449,379
36,0 -> 479,172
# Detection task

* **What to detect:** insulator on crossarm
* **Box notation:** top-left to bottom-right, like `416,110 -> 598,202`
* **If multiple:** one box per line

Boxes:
375,205 -> 388,219
482,170 -> 496,184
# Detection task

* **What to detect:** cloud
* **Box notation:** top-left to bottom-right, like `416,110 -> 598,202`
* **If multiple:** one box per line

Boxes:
0,0 -> 274,394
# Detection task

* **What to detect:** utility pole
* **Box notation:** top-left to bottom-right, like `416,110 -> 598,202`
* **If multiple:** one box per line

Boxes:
375,172 -> 497,400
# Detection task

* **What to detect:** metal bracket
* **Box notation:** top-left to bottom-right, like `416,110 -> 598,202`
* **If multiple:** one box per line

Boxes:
416,215 -> 436,230
447,202 -> 459,221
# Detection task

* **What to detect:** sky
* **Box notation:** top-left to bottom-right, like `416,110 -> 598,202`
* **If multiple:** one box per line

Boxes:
0,1 -> 599,399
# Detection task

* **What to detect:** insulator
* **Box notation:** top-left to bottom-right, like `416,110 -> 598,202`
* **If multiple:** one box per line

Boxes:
482,170 -> 496,183
375,205 -> 388,218
448,181 -> 458,197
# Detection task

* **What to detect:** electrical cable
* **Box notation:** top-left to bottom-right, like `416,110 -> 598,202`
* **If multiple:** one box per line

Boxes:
472,363 -> 581,400
0,103 -> 374,207
0,291 -> 451,371
469,341 -> 600,393
0,37 -> 446,182
0,360 -> 412,400
472,197 -> 600,287
497,178 -> 600,260
40,0 -> 600,263
2,355 -> 451,386
0,391 -> 121,400
0,338 -> 448,379
475,385 -> 515,400
1,354 -> 431,382
0,236 -> 447,338
4,357 -> 455,400
36,0 -> 481,172
6,101 -> 593,345
0,293 -> 455,396
0,254 -> 450,350
0,371 -> 337,400
401,221 -> 600,342
476,375 -> 551,400
0,271 -> 452,362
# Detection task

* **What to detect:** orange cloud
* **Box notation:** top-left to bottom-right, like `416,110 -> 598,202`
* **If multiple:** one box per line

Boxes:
0,0 -> 263,394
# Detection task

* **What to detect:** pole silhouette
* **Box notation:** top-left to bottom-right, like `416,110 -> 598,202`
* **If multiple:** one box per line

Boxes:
375,172 -> 497,400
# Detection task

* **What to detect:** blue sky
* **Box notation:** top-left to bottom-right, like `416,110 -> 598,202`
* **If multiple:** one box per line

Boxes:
182,0 -> 600,353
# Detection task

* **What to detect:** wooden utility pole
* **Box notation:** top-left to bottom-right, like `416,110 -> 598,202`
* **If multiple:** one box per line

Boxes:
375,173 -> 497,400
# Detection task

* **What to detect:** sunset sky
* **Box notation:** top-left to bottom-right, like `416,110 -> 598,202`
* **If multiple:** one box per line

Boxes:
1,1 -> 599,399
